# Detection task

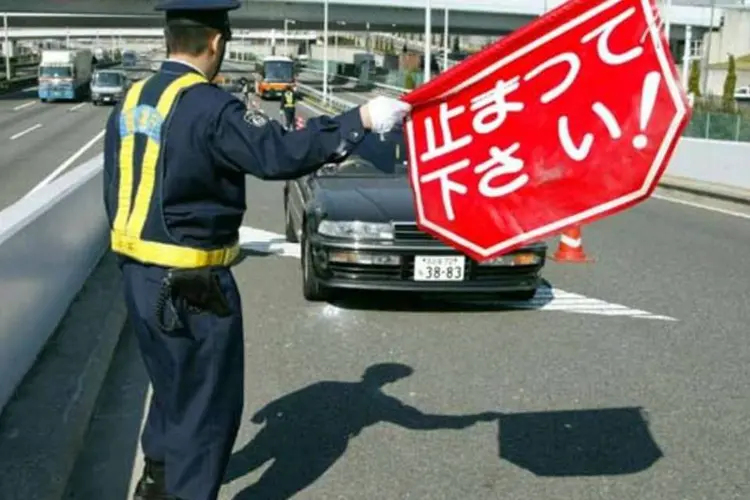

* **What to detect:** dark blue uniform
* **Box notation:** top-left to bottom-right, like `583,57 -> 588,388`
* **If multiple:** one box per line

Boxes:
103,2 -> 367,499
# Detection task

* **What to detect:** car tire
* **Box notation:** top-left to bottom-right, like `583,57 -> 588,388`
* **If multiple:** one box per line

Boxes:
301,235 -> 330,302
284,200 -> 298,243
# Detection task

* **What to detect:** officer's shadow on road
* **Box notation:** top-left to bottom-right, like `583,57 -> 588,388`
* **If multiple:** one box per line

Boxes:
223,363 -> 663,500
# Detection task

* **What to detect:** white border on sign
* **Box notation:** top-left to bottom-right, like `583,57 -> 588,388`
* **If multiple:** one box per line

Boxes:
406,0 -> 688,258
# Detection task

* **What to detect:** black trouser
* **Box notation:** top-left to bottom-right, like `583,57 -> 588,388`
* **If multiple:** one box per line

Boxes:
283,107 -> 295,129
121,262 -> 245,500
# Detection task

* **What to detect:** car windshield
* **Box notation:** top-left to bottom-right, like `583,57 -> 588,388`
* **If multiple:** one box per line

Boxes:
317,127 -> 408,177
264,61 -> 293,82
93,72 -> 122,86
40,66 -> 72,78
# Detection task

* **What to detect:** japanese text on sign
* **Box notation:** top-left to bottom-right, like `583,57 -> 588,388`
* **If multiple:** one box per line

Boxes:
411,4 -> 667,222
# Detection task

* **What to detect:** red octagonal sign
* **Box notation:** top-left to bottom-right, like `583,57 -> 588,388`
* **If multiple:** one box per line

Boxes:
401,0 -> 691,262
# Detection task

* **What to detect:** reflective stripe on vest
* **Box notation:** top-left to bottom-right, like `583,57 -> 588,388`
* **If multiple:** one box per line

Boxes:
284,91 -> 294,108
110,72 -> 240,268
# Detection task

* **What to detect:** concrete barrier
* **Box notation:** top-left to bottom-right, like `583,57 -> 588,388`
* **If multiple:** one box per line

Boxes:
665,138 -> 750,199
0,155 -> 109,414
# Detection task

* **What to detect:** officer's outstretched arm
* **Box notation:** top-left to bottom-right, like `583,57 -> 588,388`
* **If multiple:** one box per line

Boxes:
210,98 -> 367,180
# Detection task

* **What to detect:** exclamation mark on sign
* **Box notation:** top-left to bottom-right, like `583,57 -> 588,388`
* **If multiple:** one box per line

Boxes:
632,71 -> 662,150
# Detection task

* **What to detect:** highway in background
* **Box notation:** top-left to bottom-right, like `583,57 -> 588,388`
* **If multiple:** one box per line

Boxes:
0,84 -> 112,211
65,96 -> 750,499
296,68 -> 391,105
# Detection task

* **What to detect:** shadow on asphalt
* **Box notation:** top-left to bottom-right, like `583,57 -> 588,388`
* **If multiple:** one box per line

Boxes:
225,363 -> 663,500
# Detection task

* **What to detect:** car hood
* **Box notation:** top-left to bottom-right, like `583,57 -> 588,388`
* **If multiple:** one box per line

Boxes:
313,176 -> 415,222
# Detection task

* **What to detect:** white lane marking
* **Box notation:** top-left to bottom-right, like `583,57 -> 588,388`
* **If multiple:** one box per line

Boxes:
69,102 -> 87,112
238,226 -> 676,321
9,123 -> 42,140
12,101 -> 35,111
651,193 -> 750,221
24,129 -> 106,197
239,226 -> 301,258
127,386 -> 152,499
23,85 -> 38,92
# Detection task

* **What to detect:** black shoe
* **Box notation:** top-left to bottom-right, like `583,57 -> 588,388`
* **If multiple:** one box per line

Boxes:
133,458 -> 172,500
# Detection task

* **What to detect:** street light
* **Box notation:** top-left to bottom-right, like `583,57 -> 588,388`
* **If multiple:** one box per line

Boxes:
3,14 -> 10,82
442,8 -> 448,71
283,18 -> 295,56
700,0 -> 715,96
424,0 -> 432,83
322,1 -> 329,101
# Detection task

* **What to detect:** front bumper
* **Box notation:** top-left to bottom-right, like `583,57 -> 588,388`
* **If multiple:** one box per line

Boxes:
308,235 -> 546,294
92,92 -> 122,103
39,87 -> 74,100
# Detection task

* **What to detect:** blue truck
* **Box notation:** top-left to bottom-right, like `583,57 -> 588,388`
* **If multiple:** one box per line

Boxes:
37,49 -> 93,102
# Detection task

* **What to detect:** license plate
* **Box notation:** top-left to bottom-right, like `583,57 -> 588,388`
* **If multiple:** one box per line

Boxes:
413,256 -> 465,281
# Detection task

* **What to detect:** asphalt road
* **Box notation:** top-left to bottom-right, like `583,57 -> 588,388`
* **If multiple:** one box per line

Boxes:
0,84 -> 112,211
61,94 -> 750,499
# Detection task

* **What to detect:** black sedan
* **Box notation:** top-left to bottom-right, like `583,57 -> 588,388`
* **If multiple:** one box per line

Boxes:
283,128 -> 548,302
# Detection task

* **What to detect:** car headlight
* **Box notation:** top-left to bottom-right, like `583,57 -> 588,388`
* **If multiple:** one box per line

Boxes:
317,220 -> 394,240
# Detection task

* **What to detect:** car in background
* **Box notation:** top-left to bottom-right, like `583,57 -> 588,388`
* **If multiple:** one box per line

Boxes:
90,69 -> 128,105
282,127 -> 548,302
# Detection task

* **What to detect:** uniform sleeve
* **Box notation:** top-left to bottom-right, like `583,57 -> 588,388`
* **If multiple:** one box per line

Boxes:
208,97 -> 367,181
102,103 -> 122,225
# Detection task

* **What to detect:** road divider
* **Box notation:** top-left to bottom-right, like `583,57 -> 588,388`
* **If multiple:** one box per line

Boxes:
0,156 -> 109,414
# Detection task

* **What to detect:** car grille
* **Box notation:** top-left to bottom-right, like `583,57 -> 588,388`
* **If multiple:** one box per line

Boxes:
328,262 -> 402,280
392,222 -> 439,242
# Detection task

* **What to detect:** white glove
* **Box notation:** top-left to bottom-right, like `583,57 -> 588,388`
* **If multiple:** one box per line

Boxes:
363,96 -> 412,134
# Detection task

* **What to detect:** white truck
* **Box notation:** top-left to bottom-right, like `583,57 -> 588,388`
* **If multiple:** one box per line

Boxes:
37,49 -> 93,102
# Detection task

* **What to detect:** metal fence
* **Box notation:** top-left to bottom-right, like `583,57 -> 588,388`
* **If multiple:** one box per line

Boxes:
684,110 -> 750,142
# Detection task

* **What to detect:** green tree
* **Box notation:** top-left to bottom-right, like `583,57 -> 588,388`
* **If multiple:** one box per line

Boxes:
404,71 -> 416,89
721,54 -> 737,113
452,36 -> 459,53
688,59 -> 701,97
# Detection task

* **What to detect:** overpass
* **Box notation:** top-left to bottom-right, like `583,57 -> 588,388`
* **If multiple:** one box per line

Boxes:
1,0 -> 723,40
2,27 -> 319,41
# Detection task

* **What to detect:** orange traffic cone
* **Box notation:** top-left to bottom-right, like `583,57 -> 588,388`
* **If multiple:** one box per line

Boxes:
551,226 -> 593,263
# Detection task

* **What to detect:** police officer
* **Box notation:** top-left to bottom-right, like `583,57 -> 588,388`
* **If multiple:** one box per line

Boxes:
102,1 -> 410,499
280,83 -> 297,130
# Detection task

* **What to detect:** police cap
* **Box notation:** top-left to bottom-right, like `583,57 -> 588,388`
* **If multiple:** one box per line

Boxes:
155,0 -> 240,40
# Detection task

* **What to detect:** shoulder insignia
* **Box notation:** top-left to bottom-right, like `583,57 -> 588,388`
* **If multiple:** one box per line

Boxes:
243,110 -> 268,127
